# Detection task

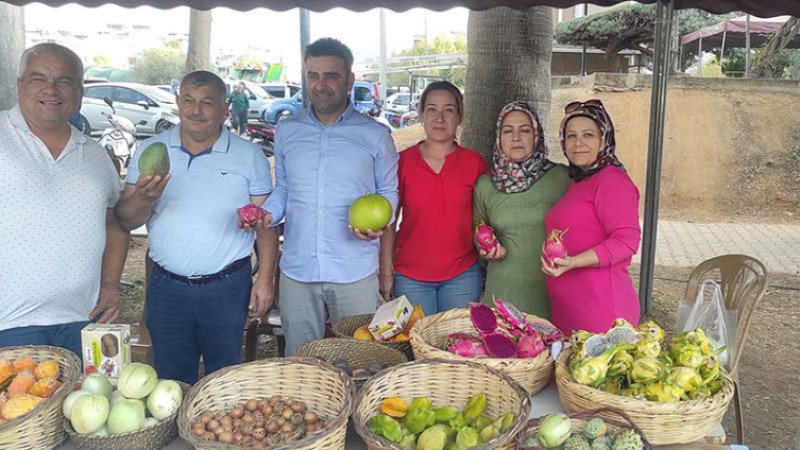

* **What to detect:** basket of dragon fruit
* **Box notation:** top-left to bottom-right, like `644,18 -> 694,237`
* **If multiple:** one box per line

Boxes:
554,319 -> 734,445
408,299 -> 563,395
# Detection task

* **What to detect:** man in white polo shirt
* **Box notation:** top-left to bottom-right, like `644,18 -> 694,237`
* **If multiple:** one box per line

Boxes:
0,43 -> 130,357
116,71 -> 276,384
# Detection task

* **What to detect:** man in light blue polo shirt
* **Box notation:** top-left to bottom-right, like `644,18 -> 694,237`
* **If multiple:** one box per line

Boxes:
262,38 -> 399,356
116,70 -> 277,384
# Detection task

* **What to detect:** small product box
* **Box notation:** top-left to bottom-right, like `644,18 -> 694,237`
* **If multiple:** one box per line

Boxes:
368,295 -> 413,341
81,323 -> 131,379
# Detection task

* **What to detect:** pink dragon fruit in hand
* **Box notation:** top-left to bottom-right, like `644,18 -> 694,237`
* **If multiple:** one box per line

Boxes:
475,223 -> 499,253
542,228 -> 568,266
238,204 -> 263,227
516,333 -> 546,358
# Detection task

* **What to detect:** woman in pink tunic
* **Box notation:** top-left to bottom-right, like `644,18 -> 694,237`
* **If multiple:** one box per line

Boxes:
542,100 -> 641,336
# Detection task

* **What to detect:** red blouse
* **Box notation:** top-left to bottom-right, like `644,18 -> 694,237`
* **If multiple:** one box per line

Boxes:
394,143 -> 489,282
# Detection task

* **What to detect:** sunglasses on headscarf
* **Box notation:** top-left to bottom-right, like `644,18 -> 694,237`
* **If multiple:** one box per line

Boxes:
564,99 -> 604,113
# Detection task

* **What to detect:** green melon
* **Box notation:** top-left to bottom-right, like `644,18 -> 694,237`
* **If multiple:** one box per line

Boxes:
137,142 -> 170,178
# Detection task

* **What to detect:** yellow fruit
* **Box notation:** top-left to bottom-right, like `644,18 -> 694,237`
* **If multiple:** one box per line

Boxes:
353,326 -> 374,341
13,357 -> 37,374
380,397 -> 409,418
33,360 -> 60,380
8,370 -> 35,394
403,304 -> 425,333
0,359 -> 13,379
389,332 -> 409,342
29,377 -> 62,398
1,394 -> 44,420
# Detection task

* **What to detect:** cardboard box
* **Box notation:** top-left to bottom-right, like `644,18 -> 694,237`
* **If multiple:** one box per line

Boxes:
81,323 -> 131,379
368,295 -> 413,341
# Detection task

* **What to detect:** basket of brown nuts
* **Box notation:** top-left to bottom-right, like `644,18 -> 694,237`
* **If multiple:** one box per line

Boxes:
178,357 -> 355,449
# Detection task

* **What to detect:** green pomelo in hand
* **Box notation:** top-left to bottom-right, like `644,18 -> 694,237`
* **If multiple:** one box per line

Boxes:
349,194 -> 392,233
138,142 -> 170,177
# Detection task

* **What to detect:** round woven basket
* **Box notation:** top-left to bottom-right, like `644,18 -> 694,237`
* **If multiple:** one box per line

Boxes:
178,357 -> 355,450
294,338 -> 407,389
64,380 -> 191,450
353,358 -> 531,450
331,314 -> 414,361
555,348 -> 734,445
0,345 -> 82,450
516,407 -> 652,450
408,308 -> 554,394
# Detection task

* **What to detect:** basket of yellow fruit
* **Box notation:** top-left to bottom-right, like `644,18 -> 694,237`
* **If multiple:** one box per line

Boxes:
332,303 -> 424,361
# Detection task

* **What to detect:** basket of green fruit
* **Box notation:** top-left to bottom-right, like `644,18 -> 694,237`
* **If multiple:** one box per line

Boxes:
516,408 -> 651,450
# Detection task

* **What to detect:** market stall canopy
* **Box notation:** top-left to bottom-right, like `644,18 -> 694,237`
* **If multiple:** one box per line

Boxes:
681,15 -> 800,48
2,0 -> 799,16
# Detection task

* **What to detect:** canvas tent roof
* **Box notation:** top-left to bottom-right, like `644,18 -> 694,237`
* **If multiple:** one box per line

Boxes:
681,15 -> 800,48
2,0 -> 800,17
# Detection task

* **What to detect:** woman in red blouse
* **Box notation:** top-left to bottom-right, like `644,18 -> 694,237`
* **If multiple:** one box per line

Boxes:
380,81 -> 488,315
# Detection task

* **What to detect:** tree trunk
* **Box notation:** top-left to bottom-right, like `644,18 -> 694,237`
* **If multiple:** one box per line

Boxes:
462,6 -> 553,162
0,2 -> 25,110
752,17 -> 800,78
185,8 -> 212,73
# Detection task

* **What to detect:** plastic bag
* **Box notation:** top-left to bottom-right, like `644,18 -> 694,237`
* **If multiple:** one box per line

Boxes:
676,279 -> 738,368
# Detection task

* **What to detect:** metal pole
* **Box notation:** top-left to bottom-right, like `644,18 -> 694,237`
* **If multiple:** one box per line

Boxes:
745,15 -> 751,78
697,37 -> 702,77
379,9 -> 388,106
580,3 -> 588,76
720,30 -> 727,73
639,0 -> 675,313
300,8 -> 310,109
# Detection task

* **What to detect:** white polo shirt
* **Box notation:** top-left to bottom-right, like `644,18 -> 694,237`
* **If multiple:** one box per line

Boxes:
0,105 -> 122,331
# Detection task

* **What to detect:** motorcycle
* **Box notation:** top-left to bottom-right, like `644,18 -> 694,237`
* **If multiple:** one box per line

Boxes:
245,122 -> 276,157
97,97 -> 144,177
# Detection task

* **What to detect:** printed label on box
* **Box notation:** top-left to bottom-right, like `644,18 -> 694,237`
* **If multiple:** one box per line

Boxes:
81,324 -> 131,379
368,295 -> 413,341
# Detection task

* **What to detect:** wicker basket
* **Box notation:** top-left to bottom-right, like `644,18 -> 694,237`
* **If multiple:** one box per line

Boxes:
353,358 -> 531,450
178,357 -> 355,449
555,348 -> 734,445
408,308 -> 554,394
332,314 -> 414,361
0,345 -> 82,450
516,407 -> 652,450
63,380 -> 191,450
294,338 -> 407,389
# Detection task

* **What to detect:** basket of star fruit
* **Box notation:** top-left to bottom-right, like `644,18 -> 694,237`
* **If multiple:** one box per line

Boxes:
408,298 -> 563,395
0,345 -> 82,450
516,408 -> 652,450
555,319 -> 734,445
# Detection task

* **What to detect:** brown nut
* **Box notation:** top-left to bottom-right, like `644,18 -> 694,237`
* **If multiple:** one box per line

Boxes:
281,408 -> 293,420
218,431 -> 234,444
231,404 -> 245,418
242,412 -> 254,424
260,403 -> 273,416
200,411 -> 213,424
252,427 -> 266,440
246,399 -> 259,412
290,401 -> 306,414
303,411 -> 318,424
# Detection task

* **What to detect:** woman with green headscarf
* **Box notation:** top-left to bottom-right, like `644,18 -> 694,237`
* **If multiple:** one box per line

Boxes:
473,101 -> 570,318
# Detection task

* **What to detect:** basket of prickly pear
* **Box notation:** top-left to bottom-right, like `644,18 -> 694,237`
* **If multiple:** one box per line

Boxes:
408,299 -> 563,395
516,408 -> 652,450
354,358 -> 531,450
293,338 -> 407,389
0,345 -> 82,450
178,357 -> 355,449
554,319 -> 735,445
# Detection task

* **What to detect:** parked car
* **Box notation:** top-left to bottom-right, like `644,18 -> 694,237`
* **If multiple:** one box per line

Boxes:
80,82 -> 179,135
223,80 -> 276,123
264,80 -> 379,124
260,82 -> 301,99
383,92 -> 420,128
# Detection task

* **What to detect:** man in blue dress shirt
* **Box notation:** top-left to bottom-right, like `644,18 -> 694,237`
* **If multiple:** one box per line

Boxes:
262,38 -> 399,355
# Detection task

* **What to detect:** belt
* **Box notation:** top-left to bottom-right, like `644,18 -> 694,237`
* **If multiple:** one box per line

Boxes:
154,257 -> 250,286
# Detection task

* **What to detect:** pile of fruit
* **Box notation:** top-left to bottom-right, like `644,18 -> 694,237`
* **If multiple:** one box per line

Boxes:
64,362 -> 183,436
189,395 -> 326,447
444,300 -> 562,359
568,319 -> 728,401
326,358 -> 388,380
353,304 -> 424,343
520,414 -> 644,450
368,393 -> 515,449
0,356 -> 63,423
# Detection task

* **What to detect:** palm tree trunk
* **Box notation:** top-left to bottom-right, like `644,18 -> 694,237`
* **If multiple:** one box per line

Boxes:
462,6 -> 553,161
186,9 -> 212,73
0,2 -> 25,110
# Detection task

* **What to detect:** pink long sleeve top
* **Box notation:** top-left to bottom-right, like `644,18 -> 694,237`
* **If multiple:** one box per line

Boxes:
544,166 -> 641,336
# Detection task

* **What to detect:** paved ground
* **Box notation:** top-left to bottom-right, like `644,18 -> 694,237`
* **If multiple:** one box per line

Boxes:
637,220 -> 800,274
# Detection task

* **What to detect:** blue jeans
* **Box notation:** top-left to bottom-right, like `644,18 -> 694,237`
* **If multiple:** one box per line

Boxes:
146,260 -> 251,385
393,262 -> 483,316
0,321 -> 90,359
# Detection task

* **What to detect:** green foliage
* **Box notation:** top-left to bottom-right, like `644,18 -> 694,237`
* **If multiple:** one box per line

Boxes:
92,54 -> 112,68
365,33 -> 467,90
130,47 -> 186,85
721,48 -> 800,78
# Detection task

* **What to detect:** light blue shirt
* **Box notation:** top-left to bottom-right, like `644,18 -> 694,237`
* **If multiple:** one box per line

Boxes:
127,125 -> 272,276
264,104 -> 398,283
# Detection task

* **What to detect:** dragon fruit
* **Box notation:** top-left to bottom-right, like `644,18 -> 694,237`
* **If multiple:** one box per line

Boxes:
474,223 -> 499,253
238,204 -> 263,227
482,332 -> 517,358
469,302 -> 497,334
516,333 -> 546,358
542,228 -> 568,266
446,333 -> 490,358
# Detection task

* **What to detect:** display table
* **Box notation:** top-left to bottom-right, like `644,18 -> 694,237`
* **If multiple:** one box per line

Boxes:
57,382 -> 734,450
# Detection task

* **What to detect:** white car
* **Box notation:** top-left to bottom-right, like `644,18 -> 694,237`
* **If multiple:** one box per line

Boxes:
80,82 -> 179,135
224,80 -> 276,123
260,82 -> 301,100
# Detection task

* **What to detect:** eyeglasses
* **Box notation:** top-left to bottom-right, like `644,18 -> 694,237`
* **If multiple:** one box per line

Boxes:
565,99 -> 604,113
